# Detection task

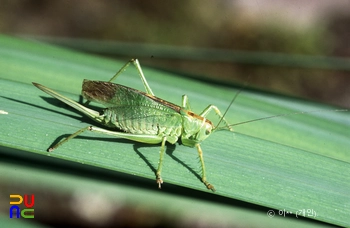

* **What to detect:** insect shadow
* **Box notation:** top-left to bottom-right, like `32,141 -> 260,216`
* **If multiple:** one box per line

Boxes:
164,144 -> 202,183
133,143 -> 202,184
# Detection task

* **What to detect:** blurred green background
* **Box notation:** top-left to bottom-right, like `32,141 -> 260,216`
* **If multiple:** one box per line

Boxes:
1,0 -> 349,107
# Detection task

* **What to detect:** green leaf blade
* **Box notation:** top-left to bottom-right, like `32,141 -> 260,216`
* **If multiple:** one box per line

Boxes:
1,35 -> 349,227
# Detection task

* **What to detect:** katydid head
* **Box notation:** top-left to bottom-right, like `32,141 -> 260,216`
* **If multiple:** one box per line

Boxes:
181,110 -> 214,147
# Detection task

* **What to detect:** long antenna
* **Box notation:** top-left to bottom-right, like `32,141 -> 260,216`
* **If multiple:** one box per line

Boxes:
215,78 -> 250,129
217,109 -> 348,130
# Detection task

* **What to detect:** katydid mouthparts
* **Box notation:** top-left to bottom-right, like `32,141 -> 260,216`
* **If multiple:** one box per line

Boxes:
33,59 -> 234,192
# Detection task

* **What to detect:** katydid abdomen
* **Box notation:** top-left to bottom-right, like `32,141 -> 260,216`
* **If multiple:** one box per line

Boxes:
102,106 -> 183,137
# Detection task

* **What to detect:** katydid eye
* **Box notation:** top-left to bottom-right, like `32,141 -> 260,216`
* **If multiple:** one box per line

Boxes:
205,130 -> 210,135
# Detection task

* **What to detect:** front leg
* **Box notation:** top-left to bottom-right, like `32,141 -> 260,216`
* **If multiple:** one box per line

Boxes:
196,144 -> 215,192
181,94 -> 232,131
199,105 -> 233,131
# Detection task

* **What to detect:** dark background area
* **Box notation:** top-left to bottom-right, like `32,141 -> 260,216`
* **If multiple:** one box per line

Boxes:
1,0 -> 349,107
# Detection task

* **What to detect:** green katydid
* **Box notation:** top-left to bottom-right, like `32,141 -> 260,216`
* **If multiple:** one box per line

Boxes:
33,59 -> 234,192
